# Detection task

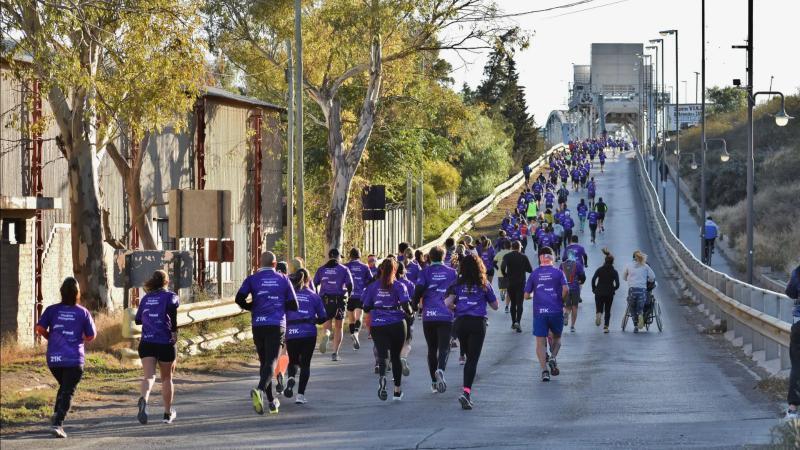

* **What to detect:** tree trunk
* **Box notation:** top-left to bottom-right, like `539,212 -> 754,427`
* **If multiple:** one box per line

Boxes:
125,176 -> 158,250
321,38 -> 383,252
66,136 -> 111,311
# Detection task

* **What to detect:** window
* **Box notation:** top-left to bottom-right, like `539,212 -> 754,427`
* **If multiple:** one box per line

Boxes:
153,218 -> 175,250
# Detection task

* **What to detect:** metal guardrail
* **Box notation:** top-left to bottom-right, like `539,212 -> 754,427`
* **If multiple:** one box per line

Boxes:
124,143 -> 566,337
419,143 -> 566,252
633,151 -> 792,373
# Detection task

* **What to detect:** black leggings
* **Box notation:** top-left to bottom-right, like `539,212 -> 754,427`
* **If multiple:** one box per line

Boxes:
790,322 -> 800,406
508,283 -> 525,325
286,336 -> 316,395
371,321 -> 407,387
595,294 -> 614,327
253,325 -> 285,401
49,366 -> 83,426
423,321 -> 452,382
589,224 -> 598,242
456,316 -> 487,390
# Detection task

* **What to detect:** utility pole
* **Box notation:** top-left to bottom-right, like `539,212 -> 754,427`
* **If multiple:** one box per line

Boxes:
694,71 -> 700,104
745,0 -> 755,283
699,0 -> 707,262
285,41 -> 294,261
294,0 -> 306,259
416,178 -> 423,246
406,176 -> 413,243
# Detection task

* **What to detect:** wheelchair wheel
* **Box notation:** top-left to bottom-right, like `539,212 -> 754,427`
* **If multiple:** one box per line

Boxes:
621,306 -> 630,332
655,300 -> 663,332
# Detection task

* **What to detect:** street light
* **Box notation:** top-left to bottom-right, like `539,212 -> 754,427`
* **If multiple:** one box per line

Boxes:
698,138 -> 730,262
646,45 -> 660,180
660,29 -> 680,238
650,37 -> 666,215
689,153 -> 698,170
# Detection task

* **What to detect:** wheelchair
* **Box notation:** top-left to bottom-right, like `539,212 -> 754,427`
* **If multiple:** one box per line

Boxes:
621,288 -> 663,332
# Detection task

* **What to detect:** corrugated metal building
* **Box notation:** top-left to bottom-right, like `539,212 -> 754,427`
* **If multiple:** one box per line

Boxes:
1,57 -> 286,345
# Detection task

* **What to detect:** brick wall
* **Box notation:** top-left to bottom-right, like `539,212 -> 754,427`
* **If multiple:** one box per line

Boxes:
0,219 -> 34,346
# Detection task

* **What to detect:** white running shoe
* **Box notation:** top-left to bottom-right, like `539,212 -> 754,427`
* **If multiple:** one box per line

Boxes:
51,425 -> 67,438
163,409 -> 177,424
295,394 -> 307,405
320,330 -> 331,354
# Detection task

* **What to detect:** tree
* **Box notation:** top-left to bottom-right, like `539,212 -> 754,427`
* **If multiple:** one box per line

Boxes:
457,111 -> 513,202
474,31 -> 537,169
207,0 -> 518,252
707,86 -> 747,115
2,0 -> 206,309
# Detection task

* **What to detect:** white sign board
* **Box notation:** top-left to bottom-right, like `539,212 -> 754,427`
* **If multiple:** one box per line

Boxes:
665,103 -> 709,130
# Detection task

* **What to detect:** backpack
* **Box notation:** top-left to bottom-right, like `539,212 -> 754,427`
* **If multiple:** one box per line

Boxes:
562,260 -> 578,285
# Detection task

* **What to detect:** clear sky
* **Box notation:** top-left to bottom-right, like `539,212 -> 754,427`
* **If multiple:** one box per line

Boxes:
441,0 -> 800,125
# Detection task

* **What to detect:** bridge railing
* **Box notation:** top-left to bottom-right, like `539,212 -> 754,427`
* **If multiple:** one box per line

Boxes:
633,151 -> 792,373
123,143 -> 566,339
419,143 -> 566,253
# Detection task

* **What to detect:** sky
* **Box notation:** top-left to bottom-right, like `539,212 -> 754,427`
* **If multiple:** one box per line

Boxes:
441,0 -> 800,125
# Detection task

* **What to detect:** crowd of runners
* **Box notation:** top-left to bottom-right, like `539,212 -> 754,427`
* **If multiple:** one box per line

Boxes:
35,137 -> 664,438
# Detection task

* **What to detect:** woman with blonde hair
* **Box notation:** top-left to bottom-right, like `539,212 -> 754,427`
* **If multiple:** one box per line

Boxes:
622,250 -> 656,333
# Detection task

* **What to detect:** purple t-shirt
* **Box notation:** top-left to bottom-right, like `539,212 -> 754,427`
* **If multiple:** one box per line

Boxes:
406,261 -> 421,286
447,282 -> 497,318
313,262 -> 354,296
417,263 -> 458,322
237,268 -> 297,327
135,289 -> 179,344
345,260 -> 372,299
524,265 -> 567,315
588,211 -> 600,225
563,243 -> 587,268
362,281 -> 410,326
480,247 -> 496,271
37,304 -> 96,367
286,287 -> 326,340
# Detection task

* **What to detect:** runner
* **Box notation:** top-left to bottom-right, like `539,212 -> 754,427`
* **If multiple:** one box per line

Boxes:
622,250 -> 657,333
313,248 -> 354,361
35,277 -> 97,438
591,248 -> 620,333
587,177 -> 597,208
562,211 -> 575,246
478,237 -> 496,283
345,248 -> 373,350
284,268 -> 327,404
134,270 -> 179,425
525,247 -> 568,382
274,261 -> 290,394
494,240 -> 513,313
396,262 -> 416,377
236,251 -> 299,415
596,197 -> 608,233
362,258 -> 413,401
560,250 -> 586,332
577,199 -> 588,233
599,150 -> 607,173
501,240 -> 533,333
587,206 -> 600,244
444,254 -> 499,409
413,245 -> 458,394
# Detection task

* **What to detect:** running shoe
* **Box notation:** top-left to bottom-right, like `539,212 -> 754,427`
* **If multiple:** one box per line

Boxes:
570,326 -> 575,333
283,377 -> 295,398
459,355 -> 466,365
548,357 -> 560,376
401,358 -> 410,377
250,388 -> 265,415
319,331 -> 330,354
276,372 -> 285,394
450,339 -> 458,349
505,305 -> 509,314
352,333 -> 361,350
331,352 -> 339,361
516,324 -> 522,333
374,364 -> 380,374
541,370 -> 551,382
603,326 -> 609,334
295,394 -> 307,405
51,425 -> 67,438
268,399 -> 280,414
786,409 -> 800,421
458,392 -> 473,410
633,327 -> 639,334
435,369 -> 447,393
637,314 -> 645,329
137,396 -> 148,424
563,313 -> 569,326
378,376 -> 388,401
431,383 -> 438,394
392,391 -> 404,401
511,322 -> 517,330
595,313 -> 602,326
163,409 -> 177,424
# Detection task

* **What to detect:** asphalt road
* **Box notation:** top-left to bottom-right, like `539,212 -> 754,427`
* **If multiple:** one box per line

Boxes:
2,153 -> 781,449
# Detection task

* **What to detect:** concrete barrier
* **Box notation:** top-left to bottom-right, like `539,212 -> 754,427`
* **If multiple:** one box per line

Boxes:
634,152 -> 792,374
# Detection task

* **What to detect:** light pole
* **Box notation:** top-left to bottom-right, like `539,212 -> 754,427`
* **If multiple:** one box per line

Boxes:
650,38 -> 665,211
694,71 -> 700,104
646,45 -> 659,183
695,138 -> 731,254
736,0 -> 795,283
700,0 -> 706,258
660,29 -> 679,238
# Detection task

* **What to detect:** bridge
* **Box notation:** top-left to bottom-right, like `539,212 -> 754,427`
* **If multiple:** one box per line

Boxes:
2,146 -> 790,449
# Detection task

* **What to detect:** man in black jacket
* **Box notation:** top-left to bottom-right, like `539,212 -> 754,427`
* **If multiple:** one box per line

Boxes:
501,241 -> 533,333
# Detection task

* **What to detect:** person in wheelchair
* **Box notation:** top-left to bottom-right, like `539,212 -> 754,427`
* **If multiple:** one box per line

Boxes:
622,250 -> 656,333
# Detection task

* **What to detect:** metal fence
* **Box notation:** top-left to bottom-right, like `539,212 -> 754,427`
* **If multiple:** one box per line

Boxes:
362,203 -> 418,258
437,192 -> 457,210
634,151 -> 791,373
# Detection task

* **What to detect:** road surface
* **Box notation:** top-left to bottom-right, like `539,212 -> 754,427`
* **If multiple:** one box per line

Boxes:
2,152 -> 780,449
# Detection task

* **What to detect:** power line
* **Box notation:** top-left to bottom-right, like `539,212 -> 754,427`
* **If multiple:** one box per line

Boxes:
495,0 -> 597,18
544,0 -> 630,19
